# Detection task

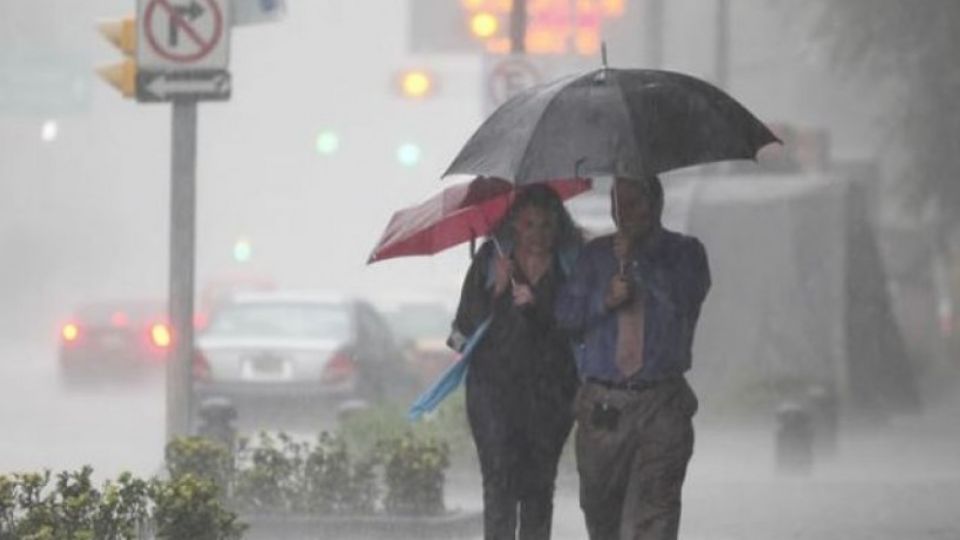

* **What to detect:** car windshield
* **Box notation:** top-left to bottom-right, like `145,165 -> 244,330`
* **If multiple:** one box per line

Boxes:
205,302 -> 350,340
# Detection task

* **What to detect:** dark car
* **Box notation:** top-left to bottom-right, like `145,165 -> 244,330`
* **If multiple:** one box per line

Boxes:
58,300 -> 170,383
193,291 -> 418,420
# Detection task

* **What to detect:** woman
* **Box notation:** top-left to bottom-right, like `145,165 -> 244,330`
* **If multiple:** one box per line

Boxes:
449,184 -> 581,540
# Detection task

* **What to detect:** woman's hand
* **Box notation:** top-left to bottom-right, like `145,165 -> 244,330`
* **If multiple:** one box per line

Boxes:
512,283 -> 535,306
493,253 -> 513,297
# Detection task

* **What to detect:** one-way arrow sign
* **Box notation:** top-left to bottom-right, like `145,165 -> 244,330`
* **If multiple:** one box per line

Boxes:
137,69 -> 231,102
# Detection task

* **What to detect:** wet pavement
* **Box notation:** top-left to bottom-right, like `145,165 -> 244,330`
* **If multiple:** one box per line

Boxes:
447,403 -> 960,540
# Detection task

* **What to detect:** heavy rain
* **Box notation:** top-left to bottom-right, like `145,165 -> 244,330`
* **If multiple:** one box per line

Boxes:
1,1 -> 958,539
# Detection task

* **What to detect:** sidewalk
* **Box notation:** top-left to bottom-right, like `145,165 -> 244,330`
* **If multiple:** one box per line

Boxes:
445,403 -> 960,540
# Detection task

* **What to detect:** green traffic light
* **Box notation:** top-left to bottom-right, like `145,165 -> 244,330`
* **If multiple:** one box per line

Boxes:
233,239 -> 252,263
396,143 -> 421,167
315,131 -> 340,156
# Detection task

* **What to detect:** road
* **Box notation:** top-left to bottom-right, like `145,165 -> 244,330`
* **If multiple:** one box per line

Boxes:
0,339 -> 166,479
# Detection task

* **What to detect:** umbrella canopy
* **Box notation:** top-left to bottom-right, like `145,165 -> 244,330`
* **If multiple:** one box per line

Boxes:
444,68 -> 780,183
367,176 -> 591,264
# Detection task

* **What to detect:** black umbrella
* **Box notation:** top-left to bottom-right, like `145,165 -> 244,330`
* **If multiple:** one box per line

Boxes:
444,67 -> 780,183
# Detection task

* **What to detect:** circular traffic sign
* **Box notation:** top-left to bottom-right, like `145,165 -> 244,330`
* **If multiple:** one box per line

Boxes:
488,57 -> 541,108
144,0 -> 224,64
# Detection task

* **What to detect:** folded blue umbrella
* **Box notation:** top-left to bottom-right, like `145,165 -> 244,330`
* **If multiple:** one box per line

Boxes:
408,317 -> 492,421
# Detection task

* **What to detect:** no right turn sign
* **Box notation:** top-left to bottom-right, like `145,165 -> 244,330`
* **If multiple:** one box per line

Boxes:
138,0 -> 230,71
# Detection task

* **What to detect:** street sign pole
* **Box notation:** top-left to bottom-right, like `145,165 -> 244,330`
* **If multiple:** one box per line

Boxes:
98,0 -> 255,440
135,0 -> 229,441
166,99 -> 198,440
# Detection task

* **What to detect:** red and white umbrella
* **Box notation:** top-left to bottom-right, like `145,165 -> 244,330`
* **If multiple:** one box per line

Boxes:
367,176 -> 591,264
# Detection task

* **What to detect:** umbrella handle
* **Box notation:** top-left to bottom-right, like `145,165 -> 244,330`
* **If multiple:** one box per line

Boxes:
612,180 -> 627,277
492,235 -> 505,257
491,236 -> 518,289
593,42 -> 609,83
612,178 -> 621,230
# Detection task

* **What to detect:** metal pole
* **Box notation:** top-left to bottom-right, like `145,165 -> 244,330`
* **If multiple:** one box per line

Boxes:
166,99 -> 198,441
715,0 -> 730,89
644,0 -> 664,69
510,0 -> 527,54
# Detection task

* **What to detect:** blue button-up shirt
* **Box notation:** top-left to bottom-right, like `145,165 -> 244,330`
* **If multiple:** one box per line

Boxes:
555,228 -> 711,382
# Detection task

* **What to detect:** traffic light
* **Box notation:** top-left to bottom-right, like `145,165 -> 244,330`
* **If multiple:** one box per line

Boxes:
233,238 -> 253,263
315,130 -> 340,156
41,120 -> 59,143
396,69 -> 435,99
396,142 -> 422,167
469,12 -> 500,39
97,16 -> 137,98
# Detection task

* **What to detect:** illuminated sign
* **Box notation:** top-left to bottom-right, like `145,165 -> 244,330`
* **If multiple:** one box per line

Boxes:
461,0 -> 624,55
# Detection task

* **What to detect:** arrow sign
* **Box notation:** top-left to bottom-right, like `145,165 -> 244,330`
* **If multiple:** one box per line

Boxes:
147,71 -> 227,95
137,69 -> 231,102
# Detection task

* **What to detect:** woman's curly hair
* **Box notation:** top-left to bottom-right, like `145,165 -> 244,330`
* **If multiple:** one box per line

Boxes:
491,183 -> 582,253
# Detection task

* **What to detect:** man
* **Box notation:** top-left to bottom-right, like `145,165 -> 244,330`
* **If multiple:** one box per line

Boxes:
555,175 -> 711,540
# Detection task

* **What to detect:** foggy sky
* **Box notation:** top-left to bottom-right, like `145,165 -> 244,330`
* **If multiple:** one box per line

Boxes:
0,0 -> 885,337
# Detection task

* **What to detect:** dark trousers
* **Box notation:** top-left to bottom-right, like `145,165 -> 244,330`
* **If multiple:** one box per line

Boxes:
574,378 -> 698,540
467,379 -> 574,540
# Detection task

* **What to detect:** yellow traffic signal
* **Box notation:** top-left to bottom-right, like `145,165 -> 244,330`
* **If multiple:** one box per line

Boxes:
397,69 -> 434,99
97,61 -> 137,99
97,16 -> 138,98
98,18 -> 136,55
469,12 -> 499,39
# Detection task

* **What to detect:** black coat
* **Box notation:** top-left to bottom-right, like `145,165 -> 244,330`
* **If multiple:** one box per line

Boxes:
452,241 -> 579,431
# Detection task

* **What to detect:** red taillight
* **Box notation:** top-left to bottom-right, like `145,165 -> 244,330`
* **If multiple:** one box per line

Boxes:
321,350 -> 355,383
61,323 -> 80,343
150,323 -> 172,349
193,349 -> 211,382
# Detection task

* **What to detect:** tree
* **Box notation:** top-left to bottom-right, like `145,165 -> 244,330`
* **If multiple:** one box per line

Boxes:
805,1 -> 960,230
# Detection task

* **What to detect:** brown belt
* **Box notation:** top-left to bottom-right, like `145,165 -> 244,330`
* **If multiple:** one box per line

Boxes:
586,376 -> 679,393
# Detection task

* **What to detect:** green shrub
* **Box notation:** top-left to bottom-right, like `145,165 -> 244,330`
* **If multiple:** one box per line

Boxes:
338,393 -> 472,462
232,431 -> 380,516
91,473 -> 150,540
0,423 -> 456,537
232,432 -> 303,513
228,428 -> 450,517
165,436 -> 233,491
377,433 -> 450,516
0,475 -> 15,537
150,474 -> 245,540
306,432 -> 378,515
0,467 -> 242,540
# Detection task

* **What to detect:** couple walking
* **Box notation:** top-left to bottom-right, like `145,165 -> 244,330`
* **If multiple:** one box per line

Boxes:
449,175 -> 711,540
